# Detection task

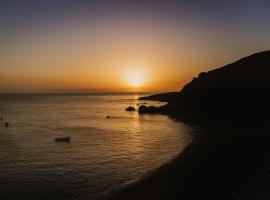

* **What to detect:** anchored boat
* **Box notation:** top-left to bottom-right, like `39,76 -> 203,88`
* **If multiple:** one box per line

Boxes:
55,137 -> 71,142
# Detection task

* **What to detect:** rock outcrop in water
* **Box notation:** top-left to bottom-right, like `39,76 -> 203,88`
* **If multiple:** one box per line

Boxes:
125,106 -> 136,111
138,105 -> 159,114
140,51 -> 270,119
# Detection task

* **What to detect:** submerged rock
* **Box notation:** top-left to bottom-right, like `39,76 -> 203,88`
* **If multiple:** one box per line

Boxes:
138,105 -> 159,114
0,117 -> 3,120
4,122 -> 9,127
125,106 -> 136,111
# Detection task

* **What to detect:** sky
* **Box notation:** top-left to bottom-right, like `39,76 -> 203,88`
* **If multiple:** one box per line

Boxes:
1,0 -> 270,93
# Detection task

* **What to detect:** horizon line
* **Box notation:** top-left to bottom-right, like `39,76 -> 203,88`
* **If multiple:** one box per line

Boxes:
0,91 -> 173,95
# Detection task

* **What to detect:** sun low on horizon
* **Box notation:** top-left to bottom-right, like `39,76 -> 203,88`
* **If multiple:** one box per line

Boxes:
126,69 -> 145,89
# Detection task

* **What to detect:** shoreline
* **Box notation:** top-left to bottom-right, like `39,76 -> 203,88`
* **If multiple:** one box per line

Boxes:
108,118 -> 270,200
107,122 -> 202,200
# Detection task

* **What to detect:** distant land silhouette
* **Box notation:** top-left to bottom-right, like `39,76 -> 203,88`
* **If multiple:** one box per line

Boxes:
110,51 -> 270,200
139,50 -> 270,120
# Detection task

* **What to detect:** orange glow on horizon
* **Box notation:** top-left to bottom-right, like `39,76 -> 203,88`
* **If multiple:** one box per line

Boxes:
0,14 -> 244,93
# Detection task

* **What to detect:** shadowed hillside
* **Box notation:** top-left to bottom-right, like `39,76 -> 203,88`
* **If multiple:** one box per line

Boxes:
140,51 -> 270,120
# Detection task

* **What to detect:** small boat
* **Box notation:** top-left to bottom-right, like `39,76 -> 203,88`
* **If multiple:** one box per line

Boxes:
55,136 -> 71,142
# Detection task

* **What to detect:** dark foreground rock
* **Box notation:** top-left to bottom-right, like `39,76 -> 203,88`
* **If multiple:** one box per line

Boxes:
138,105 -> 158,114
125,106 -> 136,111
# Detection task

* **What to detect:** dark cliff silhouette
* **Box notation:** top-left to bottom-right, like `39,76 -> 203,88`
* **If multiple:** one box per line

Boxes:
140,51 -> 270,120
110,51 -> 270,200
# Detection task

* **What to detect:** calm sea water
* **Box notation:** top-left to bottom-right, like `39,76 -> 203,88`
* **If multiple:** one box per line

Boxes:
0,93 -> 192,200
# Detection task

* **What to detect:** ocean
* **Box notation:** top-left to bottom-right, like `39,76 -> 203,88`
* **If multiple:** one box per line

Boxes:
0,93 -> 192,200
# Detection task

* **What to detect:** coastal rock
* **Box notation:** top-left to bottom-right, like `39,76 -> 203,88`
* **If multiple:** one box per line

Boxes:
138,105 -> 159,114
125,106 -> 136,111
140,51 -> 270,118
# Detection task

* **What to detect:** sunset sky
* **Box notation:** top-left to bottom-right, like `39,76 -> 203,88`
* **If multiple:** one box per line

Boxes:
1,0 -> 270,92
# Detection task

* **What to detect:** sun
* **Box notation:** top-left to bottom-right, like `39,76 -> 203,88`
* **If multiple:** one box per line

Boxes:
127,70 -> 144,88
130,77 -> 142,87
